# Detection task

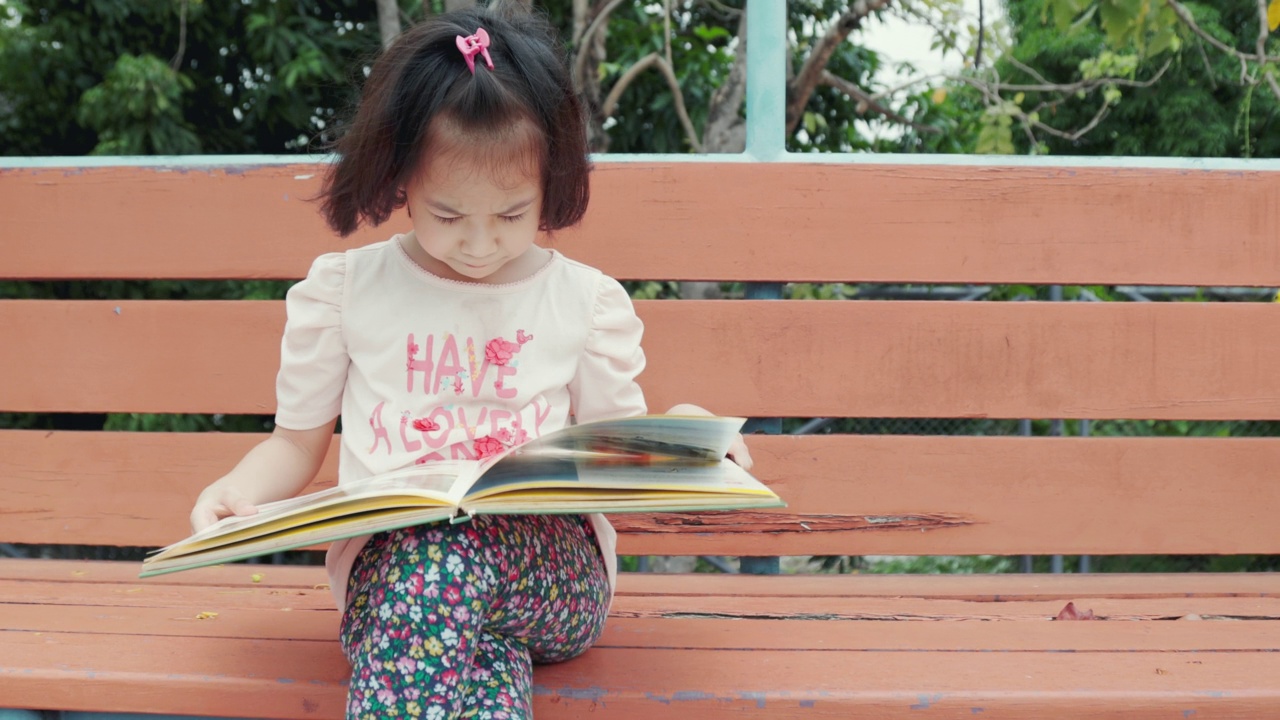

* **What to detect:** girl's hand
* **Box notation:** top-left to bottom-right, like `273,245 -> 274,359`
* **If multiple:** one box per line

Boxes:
726,433 -> 754,471
190,484 -> 259,533
665,403 -> 753,471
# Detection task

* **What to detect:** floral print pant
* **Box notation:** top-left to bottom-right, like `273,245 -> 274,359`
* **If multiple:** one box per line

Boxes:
340,514 -> 611,720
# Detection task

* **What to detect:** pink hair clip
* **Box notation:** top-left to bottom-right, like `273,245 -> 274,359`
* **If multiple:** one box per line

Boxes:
456,28 -> 494,75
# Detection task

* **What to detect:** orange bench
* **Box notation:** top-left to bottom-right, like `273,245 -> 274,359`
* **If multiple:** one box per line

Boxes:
3,158 -> 1280,718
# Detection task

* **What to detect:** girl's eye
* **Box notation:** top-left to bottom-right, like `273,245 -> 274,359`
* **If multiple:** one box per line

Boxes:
432,215 -> 461,225
500,213 -> 526,224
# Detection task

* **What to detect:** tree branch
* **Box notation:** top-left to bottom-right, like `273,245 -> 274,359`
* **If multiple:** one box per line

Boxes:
602,53 -> 660,117
1166,0 -> 1280,63
572,0 -> 590,45
696,0 -> 743,18
1256,0 -> 1280,103
787,0 -> 893,133
573,0 -> 627,90
601,52 -> 704,152
974,0 -> 985,69
702,9 -> 749,152
170,0 -> 188,71
1032,98 -> 1112,141
821,70 -> 940,134
377,0 -> 402,49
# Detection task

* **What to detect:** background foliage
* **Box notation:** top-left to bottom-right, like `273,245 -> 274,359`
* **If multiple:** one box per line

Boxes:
3,0 -> 1276,571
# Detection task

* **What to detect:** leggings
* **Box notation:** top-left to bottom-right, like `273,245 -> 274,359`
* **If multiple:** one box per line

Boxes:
340,514 -> 611,720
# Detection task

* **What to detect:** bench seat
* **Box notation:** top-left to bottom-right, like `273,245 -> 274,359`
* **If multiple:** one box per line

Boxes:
6,159 -> 1280,719
3,559 -> 1278,719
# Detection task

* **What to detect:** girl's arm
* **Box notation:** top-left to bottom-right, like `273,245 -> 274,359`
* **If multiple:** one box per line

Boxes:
189,419 -> 337,532
665,403 -> 754,470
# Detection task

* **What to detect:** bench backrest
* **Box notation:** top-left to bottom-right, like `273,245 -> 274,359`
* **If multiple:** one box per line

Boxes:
4,158 -> 1280,559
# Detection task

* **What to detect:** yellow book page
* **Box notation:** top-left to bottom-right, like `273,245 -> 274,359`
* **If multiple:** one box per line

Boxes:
151,493 -> 456,561
141,506 -> 458,577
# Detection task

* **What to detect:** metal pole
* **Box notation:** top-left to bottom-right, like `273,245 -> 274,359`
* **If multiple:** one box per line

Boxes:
1079,417 -> 1092,573
1019,418 -> 1033,573
745,0 -> 787,162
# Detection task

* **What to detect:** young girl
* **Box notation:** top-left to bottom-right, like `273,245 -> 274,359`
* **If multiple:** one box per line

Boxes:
189,4 -> 748,719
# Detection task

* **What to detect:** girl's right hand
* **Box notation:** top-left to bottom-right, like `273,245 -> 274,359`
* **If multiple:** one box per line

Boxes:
190,484 -> 259,533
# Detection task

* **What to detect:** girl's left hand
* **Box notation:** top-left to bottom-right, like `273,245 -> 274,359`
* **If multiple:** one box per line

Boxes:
665,403 -> 753,471
726,433 -> 753,471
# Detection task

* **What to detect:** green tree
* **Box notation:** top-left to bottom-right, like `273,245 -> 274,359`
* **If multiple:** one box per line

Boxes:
0,0 -> 383,156
998,0 -> 1280,157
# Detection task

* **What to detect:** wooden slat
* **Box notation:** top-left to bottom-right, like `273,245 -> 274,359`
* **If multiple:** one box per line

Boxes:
2,560 -> 1277,600
4,629 -> 1280,718
5,162 -> 1280,285
4,432 -> 1280,556
8,602 -> 1280,650
6,579 -> 1278,621
6,299 -> 1280,419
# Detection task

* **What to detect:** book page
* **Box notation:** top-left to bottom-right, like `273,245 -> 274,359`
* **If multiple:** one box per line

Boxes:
464,456 -> 775,503
511,415 -> 745,461
157,463 -> 478,554
141,505 -> 459,577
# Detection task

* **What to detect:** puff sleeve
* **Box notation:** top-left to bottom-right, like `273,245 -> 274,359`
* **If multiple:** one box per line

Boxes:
568,274 -> 648,424
274,252 -> 350,430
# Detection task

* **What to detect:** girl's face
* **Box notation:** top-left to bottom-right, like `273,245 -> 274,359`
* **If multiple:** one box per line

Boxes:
401,141 -> 544,285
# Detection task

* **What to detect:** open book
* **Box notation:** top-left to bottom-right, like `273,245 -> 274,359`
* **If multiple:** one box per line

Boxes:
140,415 -> 784,577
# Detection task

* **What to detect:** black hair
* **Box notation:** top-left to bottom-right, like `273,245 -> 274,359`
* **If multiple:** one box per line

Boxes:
319,3 -> 590,237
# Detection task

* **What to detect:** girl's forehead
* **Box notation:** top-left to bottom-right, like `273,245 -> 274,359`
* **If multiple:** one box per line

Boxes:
414,118 -> 542,195
421,147 -> 536,186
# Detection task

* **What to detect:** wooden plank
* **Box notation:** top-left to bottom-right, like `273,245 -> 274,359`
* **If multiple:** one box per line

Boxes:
7,602 -> 1280,651
6,299 -> 1280,420
5,432 -> 1280,556
5,162 -> 1280,285
4,578 -> 1277,620
4,559 -> 1276,601
3,629 -> 1279,719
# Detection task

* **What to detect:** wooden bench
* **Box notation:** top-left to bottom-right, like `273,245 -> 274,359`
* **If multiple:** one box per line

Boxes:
3,157 -> 1280,718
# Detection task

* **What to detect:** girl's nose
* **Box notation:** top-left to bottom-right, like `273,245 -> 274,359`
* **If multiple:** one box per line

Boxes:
461,223 -> 498,256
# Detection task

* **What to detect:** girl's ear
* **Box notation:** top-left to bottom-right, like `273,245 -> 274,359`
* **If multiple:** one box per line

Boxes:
397,187 -> 411,217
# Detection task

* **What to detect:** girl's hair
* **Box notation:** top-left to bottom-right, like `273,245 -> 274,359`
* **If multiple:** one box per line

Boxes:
320,3 -> 590,237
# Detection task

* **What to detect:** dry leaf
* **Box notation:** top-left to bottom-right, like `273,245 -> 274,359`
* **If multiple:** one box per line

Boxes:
71,570 -> 86,577
1155,668 -> 1170,675
1054,601 -> 1096,620
195,611 -> 219,620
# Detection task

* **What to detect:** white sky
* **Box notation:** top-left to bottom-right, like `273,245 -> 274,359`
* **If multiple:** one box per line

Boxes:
861,0 -> 1001,80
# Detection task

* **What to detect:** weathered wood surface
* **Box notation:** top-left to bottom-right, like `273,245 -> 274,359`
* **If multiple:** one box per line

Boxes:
6,162 -> 1280,286
6,158 -> 1280,719
4,432 -> 1280,556
6,300 -> 1280,419
2,560 -> 1278,719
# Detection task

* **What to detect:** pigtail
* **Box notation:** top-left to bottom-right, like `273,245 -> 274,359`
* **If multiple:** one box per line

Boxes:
314,4 -> 590,237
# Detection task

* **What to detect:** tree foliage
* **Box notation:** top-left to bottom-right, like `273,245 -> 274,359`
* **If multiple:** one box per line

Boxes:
0,0 -> 382,156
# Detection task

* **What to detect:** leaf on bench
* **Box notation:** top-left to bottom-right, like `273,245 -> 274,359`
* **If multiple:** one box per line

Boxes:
1054,601 -> 1096,621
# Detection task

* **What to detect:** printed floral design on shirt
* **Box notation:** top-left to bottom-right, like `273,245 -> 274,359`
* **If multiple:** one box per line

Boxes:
484,338 -> 519,366
484,330 -> 533,367
473,435 -> 506,459
412,417 -> 441,432
496,427 -> 529,446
